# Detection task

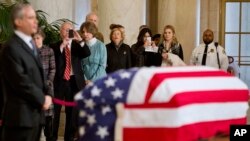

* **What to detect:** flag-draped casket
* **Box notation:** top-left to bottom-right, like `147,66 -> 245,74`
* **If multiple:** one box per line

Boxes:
75,66 -> 249,141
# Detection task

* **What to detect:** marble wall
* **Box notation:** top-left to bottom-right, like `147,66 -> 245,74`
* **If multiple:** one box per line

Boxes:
157,0 -> 198,64
29,0 -> 73,23
4,0 -> 221,64
200,0 -> 220,43
73,0 -> 91,29
29,0 -> 90,29
146,0 -> 159,35
94,0 -> 146,45
27,0 -> 146,45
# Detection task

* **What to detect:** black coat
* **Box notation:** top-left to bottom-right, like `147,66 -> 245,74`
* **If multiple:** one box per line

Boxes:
50,40 -> 90,93
106,42 -> 132,73
131,44 -> 162,67
158,43 -> 184,60
1,34 -> 47,127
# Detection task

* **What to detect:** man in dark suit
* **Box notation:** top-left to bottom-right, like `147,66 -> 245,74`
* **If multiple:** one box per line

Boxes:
50,22 -> 90,141
0,3 -> 52,141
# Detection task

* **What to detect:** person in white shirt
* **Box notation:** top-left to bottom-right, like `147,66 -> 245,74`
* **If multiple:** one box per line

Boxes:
190,29 -> 229,71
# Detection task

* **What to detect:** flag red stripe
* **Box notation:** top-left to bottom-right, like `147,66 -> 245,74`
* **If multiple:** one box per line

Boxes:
123,118 -> 246,141
125,90 -> 249,108
144,71 -> 232,103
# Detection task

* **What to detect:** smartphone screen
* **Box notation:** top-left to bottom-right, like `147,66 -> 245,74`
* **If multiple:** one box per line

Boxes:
146,37 -> 151,42
68,29 -> 74,38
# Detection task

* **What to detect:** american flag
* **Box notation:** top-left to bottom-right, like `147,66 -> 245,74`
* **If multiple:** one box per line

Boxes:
75,66 -> 249,141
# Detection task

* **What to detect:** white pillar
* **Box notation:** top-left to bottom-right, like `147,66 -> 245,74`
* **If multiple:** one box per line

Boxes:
73,0 -> 91,29
29,0 -> 91,29
200,0 -> 220,42
157,0 -> 198,64
95,0 -> 146,45
29,0 -> 74,23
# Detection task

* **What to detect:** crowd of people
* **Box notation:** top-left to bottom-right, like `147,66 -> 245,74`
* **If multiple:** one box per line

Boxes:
0,3 -> 234,141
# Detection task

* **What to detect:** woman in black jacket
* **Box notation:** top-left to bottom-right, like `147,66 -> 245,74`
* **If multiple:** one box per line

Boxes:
106,25 -> 132,73
158,25 -> 184,61
131,28 -> 162,67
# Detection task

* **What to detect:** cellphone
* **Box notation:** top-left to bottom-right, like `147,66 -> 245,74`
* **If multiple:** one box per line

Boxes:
68,29 -> 74,38
146,37 -> 151,42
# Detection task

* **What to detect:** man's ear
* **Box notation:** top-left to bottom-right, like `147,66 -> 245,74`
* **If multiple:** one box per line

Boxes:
14,19 -> 21,28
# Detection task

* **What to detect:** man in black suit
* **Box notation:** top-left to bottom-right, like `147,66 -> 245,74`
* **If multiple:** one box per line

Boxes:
0,3 -> 52,141
50,22 -> 90,141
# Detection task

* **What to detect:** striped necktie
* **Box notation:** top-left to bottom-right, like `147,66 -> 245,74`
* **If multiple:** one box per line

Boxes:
64,44 -> 71,80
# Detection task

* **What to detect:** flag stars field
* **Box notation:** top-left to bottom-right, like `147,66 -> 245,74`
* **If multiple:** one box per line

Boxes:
104,77 -> 117,88
84,99 -> 96,110
87,114 -> 96,126
96,126 -> 109,139
102,105 -> 112,115
91,86 -> 102,97
119,71 -> 131,79
79,126 -> 85,137
79,110 -> 87,118
111,88 -> 124,99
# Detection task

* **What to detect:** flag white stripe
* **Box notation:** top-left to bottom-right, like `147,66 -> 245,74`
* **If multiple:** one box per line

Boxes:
127,66 -> 220,104
149,77 -> 248,103
123,102 -> 248,128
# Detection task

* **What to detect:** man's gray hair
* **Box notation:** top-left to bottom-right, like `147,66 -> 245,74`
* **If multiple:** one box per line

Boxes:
11,3 -> 32,29
85,12 -> 98,21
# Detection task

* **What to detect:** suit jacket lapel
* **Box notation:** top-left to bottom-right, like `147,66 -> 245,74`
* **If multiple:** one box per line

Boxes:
14,34 -> 43,69
70,41 -> 77,68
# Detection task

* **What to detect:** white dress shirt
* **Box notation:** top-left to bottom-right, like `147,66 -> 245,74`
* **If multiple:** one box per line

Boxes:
86,37 -> 97,47
15,30 -> 33,50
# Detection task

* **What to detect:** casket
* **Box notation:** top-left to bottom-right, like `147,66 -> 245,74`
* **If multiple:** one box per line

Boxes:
75,66 -> 249,141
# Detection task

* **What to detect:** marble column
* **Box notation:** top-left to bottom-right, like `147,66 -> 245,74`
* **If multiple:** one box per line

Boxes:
200,0 -> 220,43
29,0 -> 91,29
73,0 -> 91,29
29,0 -> 73,23
157,0 -> 198,64
94,0 -> 146,45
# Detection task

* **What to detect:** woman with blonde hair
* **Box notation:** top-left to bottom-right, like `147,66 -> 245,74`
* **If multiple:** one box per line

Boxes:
158,25 -> 185,66
159,25 -> 183,60
106,25 -> 131,73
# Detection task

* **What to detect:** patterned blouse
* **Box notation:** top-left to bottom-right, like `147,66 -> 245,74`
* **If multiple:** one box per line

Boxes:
38,45 -> 56,116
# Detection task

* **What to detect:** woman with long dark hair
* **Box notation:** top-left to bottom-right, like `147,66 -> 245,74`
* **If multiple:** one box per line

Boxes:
131,28 -> 161,67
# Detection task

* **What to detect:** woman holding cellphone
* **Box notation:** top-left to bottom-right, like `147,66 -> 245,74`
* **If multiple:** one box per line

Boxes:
131,28 -> 162,67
